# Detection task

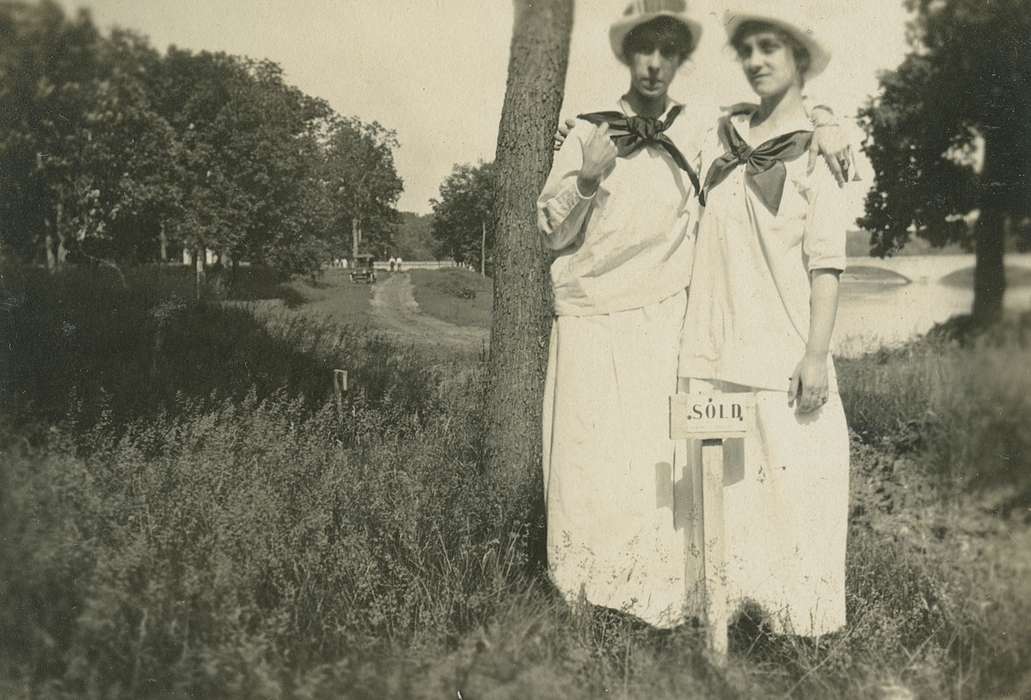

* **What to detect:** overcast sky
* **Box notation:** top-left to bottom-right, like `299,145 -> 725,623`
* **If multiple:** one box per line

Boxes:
58,0 -> 912,214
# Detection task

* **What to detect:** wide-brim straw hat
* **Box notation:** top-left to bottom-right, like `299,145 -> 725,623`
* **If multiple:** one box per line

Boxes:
723,6 -> 831,80
609,0 -> 704,65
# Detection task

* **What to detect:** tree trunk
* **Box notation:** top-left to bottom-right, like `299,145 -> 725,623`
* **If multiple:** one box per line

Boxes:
481,220 -> 487,277
351,217 -> 360,260
972,206 -> 1006,324
972,135 -> 1009,325
44,231 -> 57,272
194,247 -> 205,301
56,233 -> 69,267
44,203 -> 66,272
485,0 -> 573,514
159,223 -> 168,262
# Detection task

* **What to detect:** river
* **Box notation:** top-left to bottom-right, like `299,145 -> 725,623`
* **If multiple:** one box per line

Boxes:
834,254 -> 1031,356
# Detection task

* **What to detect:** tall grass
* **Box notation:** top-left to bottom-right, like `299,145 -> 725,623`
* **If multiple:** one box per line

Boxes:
1,264 -> 441,444
838,312 -> 1031,501
2,267 -> 1030,698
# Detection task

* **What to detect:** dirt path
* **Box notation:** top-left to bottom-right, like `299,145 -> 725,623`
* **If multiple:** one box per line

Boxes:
370,273 -> 488,353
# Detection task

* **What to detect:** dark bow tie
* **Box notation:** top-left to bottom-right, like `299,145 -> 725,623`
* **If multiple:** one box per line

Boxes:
700,116 -> 813,214
577,106 -> 700,195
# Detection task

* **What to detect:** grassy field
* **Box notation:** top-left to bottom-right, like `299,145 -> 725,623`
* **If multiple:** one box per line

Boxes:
2,264 -> 1030,698
409,268 -> 493,328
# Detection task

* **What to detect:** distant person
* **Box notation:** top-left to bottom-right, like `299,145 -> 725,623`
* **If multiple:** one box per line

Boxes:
395,256 -> 403,272
388,256 -> 396,272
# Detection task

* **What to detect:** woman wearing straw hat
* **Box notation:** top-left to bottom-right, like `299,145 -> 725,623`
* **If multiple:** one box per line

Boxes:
677,6 -> 853,636
536,0 -> 848,628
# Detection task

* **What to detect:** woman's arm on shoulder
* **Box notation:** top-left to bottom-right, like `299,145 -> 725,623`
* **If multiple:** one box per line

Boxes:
537,120 -> 609,251
804,95 -> 856,186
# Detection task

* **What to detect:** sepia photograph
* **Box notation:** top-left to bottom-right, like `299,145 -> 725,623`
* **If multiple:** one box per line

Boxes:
1,0 -> 1029,697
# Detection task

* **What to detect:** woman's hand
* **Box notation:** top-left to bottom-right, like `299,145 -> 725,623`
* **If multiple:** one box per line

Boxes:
808,115 -> 855,186
788,352 -> 830,414
553,118 -> 579,151
577,123 -> 617,197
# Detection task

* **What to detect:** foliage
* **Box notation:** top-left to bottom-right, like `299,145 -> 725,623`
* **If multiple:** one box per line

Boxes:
430,161 -> 495,270
394,211 -> 436,261
859,0 -> 1031,319
320,117 -> 404,260
0,1 -> 402,276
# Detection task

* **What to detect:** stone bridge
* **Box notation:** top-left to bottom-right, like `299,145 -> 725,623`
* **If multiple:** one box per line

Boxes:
849,253 -> 1031,283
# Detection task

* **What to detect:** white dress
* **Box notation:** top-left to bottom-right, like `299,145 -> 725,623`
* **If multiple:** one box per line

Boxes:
678,109 -> 853,636
537,98 -> 703,626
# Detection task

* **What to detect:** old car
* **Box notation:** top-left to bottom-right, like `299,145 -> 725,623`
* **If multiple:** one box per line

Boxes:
349,254 -> 377,284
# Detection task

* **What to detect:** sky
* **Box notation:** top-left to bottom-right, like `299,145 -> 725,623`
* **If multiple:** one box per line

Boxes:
58,0 -> 912,214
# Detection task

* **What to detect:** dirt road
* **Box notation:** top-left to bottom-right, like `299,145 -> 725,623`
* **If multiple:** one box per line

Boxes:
370,273 -> 488,354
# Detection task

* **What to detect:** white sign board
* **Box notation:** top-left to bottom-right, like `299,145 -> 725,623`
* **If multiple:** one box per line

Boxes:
669,392 -> 754,440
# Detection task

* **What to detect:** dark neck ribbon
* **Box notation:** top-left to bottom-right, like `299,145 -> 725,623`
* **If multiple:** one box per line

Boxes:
577,105 -> 700,196
700,115 -> 813,215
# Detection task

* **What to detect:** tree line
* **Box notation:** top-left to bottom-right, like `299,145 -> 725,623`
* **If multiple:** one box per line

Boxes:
0,0 -> 403,276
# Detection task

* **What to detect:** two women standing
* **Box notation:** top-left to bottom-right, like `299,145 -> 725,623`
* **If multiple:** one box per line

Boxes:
537,1 -> 853,636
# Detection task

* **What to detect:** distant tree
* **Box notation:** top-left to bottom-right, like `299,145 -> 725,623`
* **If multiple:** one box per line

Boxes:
485,0 -> 573,509
71,28 -> 180,266
395,212 -> 437,261
0,1 -> 107,268
0,1 -> 402,281
429,161 -> 495,271
155,49 -> 336,276
322,117 -> 404,260
859,0 -> 1031,323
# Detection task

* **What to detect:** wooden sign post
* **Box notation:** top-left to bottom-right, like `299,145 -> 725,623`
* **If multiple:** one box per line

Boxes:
333,369 -> 348,424
669,392 -> 754,661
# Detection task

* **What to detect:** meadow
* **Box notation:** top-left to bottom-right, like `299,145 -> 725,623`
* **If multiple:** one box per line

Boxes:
1,264 -> 1029,699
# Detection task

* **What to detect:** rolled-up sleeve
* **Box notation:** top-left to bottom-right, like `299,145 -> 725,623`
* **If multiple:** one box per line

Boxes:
536,122 -> 596,251
803,165 -> 850,272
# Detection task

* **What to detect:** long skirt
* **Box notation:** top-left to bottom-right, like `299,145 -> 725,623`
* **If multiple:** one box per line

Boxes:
542,290 -> 688,627
678,377 -> 850,636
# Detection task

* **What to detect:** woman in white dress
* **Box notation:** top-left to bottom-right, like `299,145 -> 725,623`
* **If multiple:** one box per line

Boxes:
538,0 -> 705,628
678,7 -> 853,636
537,0 -> 850,628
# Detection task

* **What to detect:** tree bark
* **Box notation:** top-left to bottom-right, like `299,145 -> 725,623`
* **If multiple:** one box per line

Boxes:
973,139 -> 1008,325
53,202 -> 68,268
485,0 -> 573,513
972,206 -> 1005,324
194,247 -> 205,301
56,233 -> 69,267
44,232 -> 56,272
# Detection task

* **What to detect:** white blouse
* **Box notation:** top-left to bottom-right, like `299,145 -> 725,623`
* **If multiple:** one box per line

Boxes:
679,109 -> 852,392
536,99 -> 706,317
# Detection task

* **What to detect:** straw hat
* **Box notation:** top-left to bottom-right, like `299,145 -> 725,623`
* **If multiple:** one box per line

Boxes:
723,6 -> 831,80
609,0 -> 704,65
